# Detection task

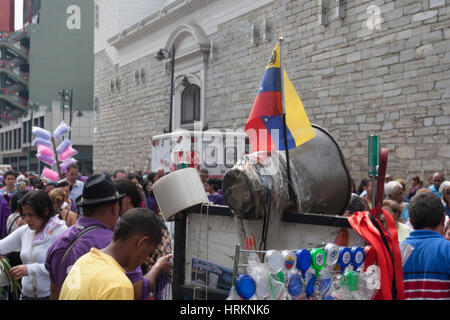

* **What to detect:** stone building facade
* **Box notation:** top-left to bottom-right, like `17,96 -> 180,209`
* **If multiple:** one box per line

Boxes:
93,0 -> 450,186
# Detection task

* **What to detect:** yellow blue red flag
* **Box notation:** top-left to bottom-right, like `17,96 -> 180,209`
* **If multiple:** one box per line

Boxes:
245,43 -> 315,152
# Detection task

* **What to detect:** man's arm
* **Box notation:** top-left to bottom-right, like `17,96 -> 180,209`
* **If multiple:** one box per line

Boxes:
132,280 -> 143,300
50,282 -> 60,300
126,254 -> 172,300
143,254 -> 172,293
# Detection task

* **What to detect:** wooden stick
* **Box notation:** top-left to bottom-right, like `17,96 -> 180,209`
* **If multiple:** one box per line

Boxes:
51,136 -> 62,178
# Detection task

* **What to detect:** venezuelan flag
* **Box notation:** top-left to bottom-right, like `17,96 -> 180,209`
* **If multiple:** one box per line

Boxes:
245,43 -> 315,152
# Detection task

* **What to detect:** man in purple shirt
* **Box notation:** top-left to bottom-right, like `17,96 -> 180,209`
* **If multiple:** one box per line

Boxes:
45,174 -> 171,300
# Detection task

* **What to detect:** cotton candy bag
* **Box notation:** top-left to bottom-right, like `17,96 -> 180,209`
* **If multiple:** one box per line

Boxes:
53,121 -> 71,140
32,127 -> 51,140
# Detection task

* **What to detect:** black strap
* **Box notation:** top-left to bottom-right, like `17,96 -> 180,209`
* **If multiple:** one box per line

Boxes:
259,187 -> 271,251
58,225 -> 102,269
369,213 -> 398,300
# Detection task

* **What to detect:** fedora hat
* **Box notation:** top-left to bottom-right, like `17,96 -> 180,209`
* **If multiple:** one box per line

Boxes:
75,173 -> 126,208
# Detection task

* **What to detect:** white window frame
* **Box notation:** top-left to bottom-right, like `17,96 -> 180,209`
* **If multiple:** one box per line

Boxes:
162,23 -> 210,131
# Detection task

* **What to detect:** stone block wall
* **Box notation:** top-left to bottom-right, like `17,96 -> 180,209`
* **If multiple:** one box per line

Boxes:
94,0 -> 450,187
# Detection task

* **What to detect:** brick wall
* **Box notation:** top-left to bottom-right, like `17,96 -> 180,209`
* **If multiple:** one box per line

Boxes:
94,0 -> 450,187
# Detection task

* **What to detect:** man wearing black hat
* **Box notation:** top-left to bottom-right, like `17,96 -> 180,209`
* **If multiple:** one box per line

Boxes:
45,174 -> 162,300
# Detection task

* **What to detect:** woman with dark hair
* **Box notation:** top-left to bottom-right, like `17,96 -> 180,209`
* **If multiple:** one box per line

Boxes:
128,173 -> 147,208
206,178 -> 225,205
0,190 -> 67,300
143,180 -> 158,213
1,189 -> 28,300
408,176 -> 423,199
357,178 -> 370,196
6,190 -> 29,235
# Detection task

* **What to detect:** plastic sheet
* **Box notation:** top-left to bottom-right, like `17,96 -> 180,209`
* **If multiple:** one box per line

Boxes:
53,121 -> 71,140
32,127 -> 51,140
246,253 -> 270,299
223,151 -> 292,220
56,139 -> 72,154
223,125 -> 353,233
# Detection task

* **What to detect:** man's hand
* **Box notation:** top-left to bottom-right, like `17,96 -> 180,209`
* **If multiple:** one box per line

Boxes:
10,265 -> 28,280
143,254 -> 173,293
153,254 -> 173,276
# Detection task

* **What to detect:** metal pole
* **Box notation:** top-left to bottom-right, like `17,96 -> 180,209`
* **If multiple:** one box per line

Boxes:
279,34 -> 297,210
169,45 -> 175,132
231,244 -> 240,288
27,104 -> 34,172
368,135 -> 380,210
61,92 -> 65,121
69,89 -> 73,140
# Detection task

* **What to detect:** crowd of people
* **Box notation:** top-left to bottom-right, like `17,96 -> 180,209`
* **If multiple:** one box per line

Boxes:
352,171 -> 450,300
353,171 -> 450,242
0,164 -> 448,300
0,164 -> 228,301
0,164 -> 173,300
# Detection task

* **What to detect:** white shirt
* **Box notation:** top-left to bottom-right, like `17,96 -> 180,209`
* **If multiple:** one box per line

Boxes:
70,180 -> 84,202
0,221 -> 67,298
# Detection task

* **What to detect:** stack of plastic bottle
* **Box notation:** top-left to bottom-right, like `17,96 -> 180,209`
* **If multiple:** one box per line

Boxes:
227,243 -> 380,300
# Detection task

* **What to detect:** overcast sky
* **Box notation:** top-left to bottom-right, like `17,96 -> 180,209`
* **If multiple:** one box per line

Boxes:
15,0 -> 23,31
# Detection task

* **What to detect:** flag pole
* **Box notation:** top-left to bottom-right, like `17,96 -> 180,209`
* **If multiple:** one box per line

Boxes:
278,33 -> 297,211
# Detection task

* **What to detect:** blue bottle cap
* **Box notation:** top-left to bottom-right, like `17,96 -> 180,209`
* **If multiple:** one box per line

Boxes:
338,247 -> 352,274
287,273 -> 303,297
235,275 -> 256,300
351,247 -> 365,270
295,249 -> 311,275
305,273 -> 316,299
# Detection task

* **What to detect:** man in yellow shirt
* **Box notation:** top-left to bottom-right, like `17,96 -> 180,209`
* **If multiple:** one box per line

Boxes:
59,208 -> 171,300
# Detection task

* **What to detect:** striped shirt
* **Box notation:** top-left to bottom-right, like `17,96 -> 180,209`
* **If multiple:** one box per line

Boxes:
401,230 -> 450,300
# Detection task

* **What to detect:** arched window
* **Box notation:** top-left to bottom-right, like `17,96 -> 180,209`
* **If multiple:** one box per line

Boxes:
181,84 -> 200,125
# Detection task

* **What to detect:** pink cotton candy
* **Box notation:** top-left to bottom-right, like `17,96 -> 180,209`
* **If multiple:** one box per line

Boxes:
41,168 -> 59,182
37,145 -> 54,157
59,147 -> 78,161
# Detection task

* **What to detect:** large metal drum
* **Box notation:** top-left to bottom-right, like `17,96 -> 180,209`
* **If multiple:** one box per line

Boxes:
223,124 -> 352,219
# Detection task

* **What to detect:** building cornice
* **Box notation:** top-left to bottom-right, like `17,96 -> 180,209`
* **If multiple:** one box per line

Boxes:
107,0 -> 209,49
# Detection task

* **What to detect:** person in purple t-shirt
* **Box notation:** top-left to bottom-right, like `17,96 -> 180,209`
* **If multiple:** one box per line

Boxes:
206,178 -> 225,205
0,194 -> 11,239
45,174 -> 171,300
143,180 -> 158,213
